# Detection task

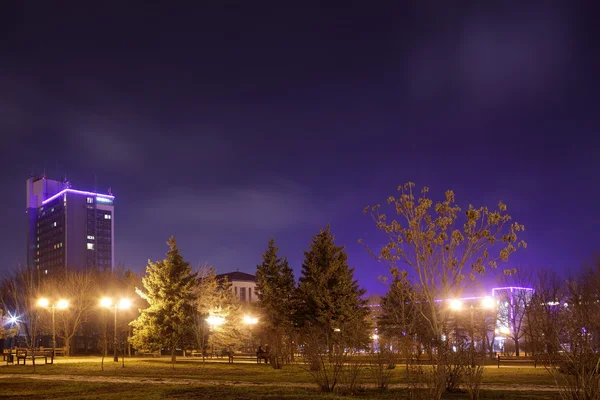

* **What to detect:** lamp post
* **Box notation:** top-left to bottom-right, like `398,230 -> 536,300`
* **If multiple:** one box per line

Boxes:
243,315 -> 258,352
101,298 -> 131,362
449,297 -> 496,367
38,298 -> 69,358
205,315 -> 225,357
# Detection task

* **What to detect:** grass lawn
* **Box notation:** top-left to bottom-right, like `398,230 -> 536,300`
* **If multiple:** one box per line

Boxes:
0,379 -> 562,399
0,357 -> 561,399
0,357 -> 557,386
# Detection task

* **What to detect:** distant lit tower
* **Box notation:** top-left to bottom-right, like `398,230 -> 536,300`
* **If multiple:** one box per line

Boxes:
26,175 -> 115,275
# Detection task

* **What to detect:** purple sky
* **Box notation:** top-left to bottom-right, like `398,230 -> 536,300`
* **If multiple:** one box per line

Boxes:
1,2 -> 598,295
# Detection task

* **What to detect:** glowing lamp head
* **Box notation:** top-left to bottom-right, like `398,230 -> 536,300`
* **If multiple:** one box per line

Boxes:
119,299 -> 131,309
243,315 -> 258,324
100,298 -> 112,308
500,326 -> 510,335
206,316 -> 225,326
481,296 -> 495,309
38,298 -> 49,308
449,299 -> 463,311
7,314 -> 18,325
57,299 -> 69,309
371,334 -> 379,340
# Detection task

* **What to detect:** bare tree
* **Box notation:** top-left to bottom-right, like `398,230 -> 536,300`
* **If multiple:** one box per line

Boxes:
542,264 -> 600,400
49,271 -> 99,356
362,182 -> 526,399
496,270 -> 535,356
1,266 -> 43,350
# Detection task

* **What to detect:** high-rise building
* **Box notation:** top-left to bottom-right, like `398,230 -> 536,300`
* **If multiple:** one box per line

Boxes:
26,176 -> 115,275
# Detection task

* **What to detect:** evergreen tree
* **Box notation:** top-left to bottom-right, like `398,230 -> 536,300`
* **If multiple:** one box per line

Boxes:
130,237 -> 197,366
296,225 -> 370,350
255,238 -> 296,368
256,238 -> 295,330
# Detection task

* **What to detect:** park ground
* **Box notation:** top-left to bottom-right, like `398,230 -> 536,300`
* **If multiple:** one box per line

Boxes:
0,356 -> 562,399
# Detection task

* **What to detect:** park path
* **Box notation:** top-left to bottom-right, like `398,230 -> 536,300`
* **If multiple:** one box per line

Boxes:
0,373 -> 559,392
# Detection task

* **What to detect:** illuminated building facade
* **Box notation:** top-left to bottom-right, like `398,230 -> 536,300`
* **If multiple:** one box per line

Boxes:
216,271 -> 258,303
26,176 -> 115,275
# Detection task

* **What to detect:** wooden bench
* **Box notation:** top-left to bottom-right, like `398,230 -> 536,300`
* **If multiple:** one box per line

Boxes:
139,349 -> 160,358
16,348 -> 54,365
497,355 -> 537,368
40,347 -> 66,357
256,351 -> 270,364
2,348 -> 13,361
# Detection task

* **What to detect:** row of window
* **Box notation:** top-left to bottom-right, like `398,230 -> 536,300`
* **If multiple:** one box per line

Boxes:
234,287 -> 253,302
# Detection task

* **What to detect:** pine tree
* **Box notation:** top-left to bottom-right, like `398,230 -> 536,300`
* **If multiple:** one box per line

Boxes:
255,238 -> 296,368
130,237 -> 197,366
296,225 -> 370,350
256,238 -> 295,330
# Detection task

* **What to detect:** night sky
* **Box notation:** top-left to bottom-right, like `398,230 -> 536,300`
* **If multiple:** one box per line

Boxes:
1,2 -> 598,295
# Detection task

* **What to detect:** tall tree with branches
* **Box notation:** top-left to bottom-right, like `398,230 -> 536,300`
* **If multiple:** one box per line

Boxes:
362,182 -> 526,399
48,270 -> 98,356
256,238 -> 296,368
130,237 -> 198,367
296,225 -> 370,353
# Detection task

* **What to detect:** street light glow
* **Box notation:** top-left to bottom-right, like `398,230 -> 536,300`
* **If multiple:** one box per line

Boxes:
100,297 -> 112,308
449,299 -> 463,311
38,298 -> 49,308
243,315 -> 258,324
119,299 -> 131,309
481,296 -> 495,309
57,299 -> 69,309
206,316 -> 225,326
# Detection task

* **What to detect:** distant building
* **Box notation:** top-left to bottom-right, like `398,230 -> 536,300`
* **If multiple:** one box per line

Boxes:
216,271 -> 258,303
26,176 -> 115,275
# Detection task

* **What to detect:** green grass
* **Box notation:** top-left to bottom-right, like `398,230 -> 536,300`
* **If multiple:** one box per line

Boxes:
0,358 -> 557,386
0,379 -> 562,399
0,357 -> 561,399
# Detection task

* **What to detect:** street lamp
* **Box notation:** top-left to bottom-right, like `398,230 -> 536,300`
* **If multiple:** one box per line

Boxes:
243,315 -> 258,352
450,296 -> 497,367
205,315 -> 225,357
449,299 -> 463,311
100,297 -> 131,362
38,298 -> 69,358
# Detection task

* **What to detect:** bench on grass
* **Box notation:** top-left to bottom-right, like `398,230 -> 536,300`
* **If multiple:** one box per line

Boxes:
497,355 -> 537,368
39,347 -> 66,357
2,348 -> 13,361
139,349 -> 160,358
256,350 -> 269,364
16,348 -> 54,365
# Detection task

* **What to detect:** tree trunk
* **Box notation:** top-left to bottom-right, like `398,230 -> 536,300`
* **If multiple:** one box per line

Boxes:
171,346 -> 176,369
514,338 -> 520,357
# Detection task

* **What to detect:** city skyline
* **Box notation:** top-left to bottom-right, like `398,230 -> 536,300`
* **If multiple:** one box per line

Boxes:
1,2 -> 599,295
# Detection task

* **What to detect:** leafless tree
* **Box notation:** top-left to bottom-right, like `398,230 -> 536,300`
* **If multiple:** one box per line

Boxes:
49,270 -> 99,356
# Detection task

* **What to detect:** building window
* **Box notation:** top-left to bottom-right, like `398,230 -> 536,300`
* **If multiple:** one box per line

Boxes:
240,287 -> 246,302
87,235 -> 95,240
87,197 -> 94,204
104,214 -> 111,220
87,243 -> 95,250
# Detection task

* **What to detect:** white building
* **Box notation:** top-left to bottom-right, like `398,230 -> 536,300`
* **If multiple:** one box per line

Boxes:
216,271 -> 258,303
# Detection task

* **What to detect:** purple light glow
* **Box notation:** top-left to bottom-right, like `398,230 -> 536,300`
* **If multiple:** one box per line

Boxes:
42,189 -> 115,205
491,286 -> 534,297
